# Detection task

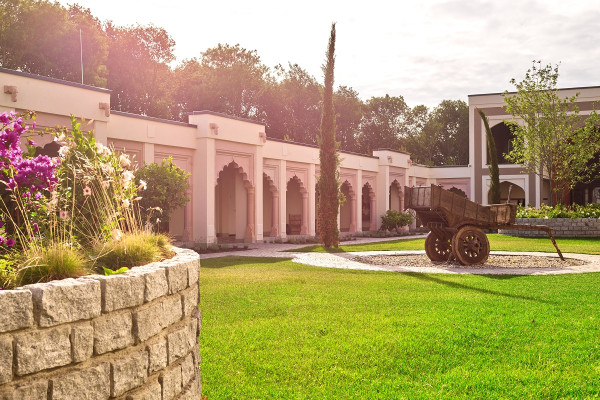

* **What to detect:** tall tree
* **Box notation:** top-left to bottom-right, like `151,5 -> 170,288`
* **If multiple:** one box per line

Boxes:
503,61 -> 600,204
357,95 -> 407,154
477,109 -> 500,203
317,23 -> 340,248
334,86 -> 363,152
106,24 -> 175,118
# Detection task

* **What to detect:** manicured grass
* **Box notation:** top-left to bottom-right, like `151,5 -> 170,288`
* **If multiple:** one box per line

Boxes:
200,256 -> 600,399
292,234 -> 600,255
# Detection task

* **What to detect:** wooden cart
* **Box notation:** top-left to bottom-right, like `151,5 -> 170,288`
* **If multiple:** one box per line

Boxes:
404,185 -> 564,265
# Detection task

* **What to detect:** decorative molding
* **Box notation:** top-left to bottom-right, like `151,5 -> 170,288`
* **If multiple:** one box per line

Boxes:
3,85 -> 17,102
209,123 -> 219,136
258,131 -> 267,144
98,102 -> 110,117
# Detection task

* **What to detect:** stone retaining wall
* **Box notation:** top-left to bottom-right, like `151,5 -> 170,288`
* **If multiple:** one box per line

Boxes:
0,247 -> 201,400
499,218 -> 600,237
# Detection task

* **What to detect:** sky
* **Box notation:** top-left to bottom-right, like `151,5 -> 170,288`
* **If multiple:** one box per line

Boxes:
57,0 -> 600,108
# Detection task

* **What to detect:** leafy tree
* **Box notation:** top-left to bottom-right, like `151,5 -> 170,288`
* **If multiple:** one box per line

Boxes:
317,23 -> 340,248
106,24 -> 175,118
477,109 -> 500,203
134,157 -> 190,228
503,61 -> 600,204
357,95 -> 407,154
0,0 -> 108,86
334,86 -> 363,152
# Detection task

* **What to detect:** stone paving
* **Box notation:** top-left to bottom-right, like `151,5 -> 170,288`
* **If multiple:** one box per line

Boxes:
198,235 -> 600,276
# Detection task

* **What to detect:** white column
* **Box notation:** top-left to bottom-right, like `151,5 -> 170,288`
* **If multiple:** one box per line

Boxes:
301,192 -> 309,235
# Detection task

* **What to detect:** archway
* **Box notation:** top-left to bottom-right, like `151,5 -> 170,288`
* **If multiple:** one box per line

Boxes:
340,181 -> 356,232
488,181 -> 526,205
488,122 -> 514,164
389,180 -> 403,212
362,182 -> 376,231
263,174 -> 279,237
286,176 -> 308,235
215,162 -> 254,242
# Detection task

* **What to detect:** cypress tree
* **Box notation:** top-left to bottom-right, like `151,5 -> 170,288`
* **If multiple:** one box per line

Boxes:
477,108 -> 501,204
317,23 -> 340,247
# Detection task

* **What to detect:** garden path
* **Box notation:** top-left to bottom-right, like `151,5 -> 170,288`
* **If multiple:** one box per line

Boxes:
198,236 -> 600,276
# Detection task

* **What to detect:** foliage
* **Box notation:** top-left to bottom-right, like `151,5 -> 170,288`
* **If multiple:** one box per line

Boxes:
357,95 -> 407,154
201,256 -> 600,398
16,244 -> 90,286
317,23 -> 341,248
102,266 -> 129,275
516,203 -> 600,219
134,157 -> 190,226
477,109 -> 500,203
93,232 -> 172,271
0,258 -> 16,289
503,61 -> 600,205
379,210 -> 413,232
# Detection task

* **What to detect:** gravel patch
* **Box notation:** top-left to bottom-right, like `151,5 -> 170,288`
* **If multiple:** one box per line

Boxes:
354,254 -> 585,269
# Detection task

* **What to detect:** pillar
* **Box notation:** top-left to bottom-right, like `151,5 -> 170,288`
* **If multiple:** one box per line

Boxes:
245,186 -> 255,242
349,194 -> 357,233
301,191 -> 309,235
271,191 -> 279,237
182,188 -> 192,242
370,194 -> 377,231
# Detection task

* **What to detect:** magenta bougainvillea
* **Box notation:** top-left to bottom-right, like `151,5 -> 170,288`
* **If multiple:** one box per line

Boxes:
0,111 -> 58,248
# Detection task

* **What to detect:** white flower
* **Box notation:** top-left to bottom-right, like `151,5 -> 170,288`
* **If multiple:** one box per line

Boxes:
54,133 -> 66,144
111,228 -> 122,241
101,163 -> 115,175
138,180 -> 147,191
101,180 -> 111,189
58,146 -> 70,158
96,143 -> 111,156
59,210 -> 69,219
121,170 -> 134,187
83,186 -> 92,196
119,153 -> 131,168
121,198 -> 130,208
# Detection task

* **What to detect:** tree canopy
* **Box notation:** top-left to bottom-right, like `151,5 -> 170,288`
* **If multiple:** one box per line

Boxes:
0,0 -> 469,165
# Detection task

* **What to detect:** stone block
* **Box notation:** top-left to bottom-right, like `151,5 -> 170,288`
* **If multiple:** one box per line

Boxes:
93,310 -> 133,355
167,326 -> 190,364
140,267 -> 168,302
15,325 -> 71,375
0,290 -> 33,333
51,362 -> 110,400
24,278 -> 100,327
71,322 -> 94,363
124,379 -> 161,400
187,260 -> 199,286
0,380 -> 48,400
161,364 -> 182,400
0,336 -> 12,384
111,350 -> 148,397
147,338 -> 167,373
134,295 -> 182,342
161,261 -> 188,294
181,285 -> 199,317
192,344 -> 201,369
181,353 -> 195,386
91,274 -> 144,313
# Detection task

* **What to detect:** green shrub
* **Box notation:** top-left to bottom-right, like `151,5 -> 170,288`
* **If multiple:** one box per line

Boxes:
517,203 -> 600,218
0,258 -> 17,289
93,232 -> 172,271
379,210 -> 414,232
17,245 -> 91,286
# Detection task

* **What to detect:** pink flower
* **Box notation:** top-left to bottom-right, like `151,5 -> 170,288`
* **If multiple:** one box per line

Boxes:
59,210 -> 69,219
83,186 -> 92,196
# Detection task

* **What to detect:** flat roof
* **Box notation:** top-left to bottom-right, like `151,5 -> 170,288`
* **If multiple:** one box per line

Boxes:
469,85 -> 600,98
267,137 -> 379,159
372,148 -> 412,156
111,110 -> 197,127
189,110 -> 265,126
0,67 -> 111,94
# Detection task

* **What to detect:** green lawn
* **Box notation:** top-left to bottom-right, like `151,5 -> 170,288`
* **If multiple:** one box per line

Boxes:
292,234 -> 600,255
200,256 -> 600,399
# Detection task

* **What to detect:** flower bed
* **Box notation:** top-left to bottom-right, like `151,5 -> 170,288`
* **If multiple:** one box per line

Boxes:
0,247 -> 201,398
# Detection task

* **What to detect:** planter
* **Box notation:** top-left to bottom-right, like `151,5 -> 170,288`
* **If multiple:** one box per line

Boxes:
0,247 -> 201,399
499,218 -> 600,238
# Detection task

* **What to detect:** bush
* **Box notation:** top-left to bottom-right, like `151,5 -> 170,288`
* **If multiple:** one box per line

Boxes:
17,245 -> 91,286
135,157 -> 190,228
379,210 -> 413,232
517,203 -> 600,219
94,233 -> 172,271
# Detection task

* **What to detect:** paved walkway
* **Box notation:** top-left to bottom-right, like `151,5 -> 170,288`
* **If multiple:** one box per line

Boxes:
199,236 -> 600,275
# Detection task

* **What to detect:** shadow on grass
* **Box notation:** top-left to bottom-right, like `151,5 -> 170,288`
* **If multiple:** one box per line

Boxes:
285,245 -> 347,253
201,256 -> 291,269
402,272 -> 556,305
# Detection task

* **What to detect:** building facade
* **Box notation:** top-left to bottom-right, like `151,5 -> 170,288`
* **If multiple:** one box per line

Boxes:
2,67 -> 598,243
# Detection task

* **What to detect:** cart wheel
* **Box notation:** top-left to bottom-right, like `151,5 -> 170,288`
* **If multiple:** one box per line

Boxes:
425,232 -> 453,262
452,226 -> 490,265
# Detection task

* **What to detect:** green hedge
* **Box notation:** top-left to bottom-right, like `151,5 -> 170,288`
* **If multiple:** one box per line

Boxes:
516,203 -> 600,219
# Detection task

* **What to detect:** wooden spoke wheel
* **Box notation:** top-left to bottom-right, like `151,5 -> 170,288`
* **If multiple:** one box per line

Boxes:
452,226 -> 490,265
425,231 -> 453,262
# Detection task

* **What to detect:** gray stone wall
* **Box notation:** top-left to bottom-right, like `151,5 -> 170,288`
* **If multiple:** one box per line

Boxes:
0,248 -> 201,400
499,218 -> 600,237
